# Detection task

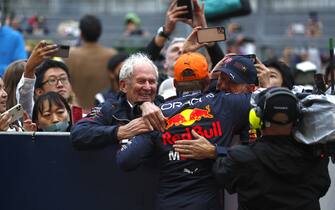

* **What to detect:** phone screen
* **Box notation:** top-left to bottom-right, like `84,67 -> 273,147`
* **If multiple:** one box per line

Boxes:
197,27 -> 226,43
177,0 -> 193,20
54,45 -> 70,58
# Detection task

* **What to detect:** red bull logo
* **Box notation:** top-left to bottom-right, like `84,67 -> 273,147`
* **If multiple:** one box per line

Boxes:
165,105 -> 213,129
162,121 -> 222,145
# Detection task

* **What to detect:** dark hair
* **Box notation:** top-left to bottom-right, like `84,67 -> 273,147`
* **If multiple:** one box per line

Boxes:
263,59 -> 294,89
3,60 -> 25,109
32,92 -> 72,131
35,59 -> 70,89
79,15 -> 102,42
107,52 -> 129,72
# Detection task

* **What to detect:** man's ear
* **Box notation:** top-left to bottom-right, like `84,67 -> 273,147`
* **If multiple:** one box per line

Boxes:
119,80 -> 127,93
35,88 -> 44,97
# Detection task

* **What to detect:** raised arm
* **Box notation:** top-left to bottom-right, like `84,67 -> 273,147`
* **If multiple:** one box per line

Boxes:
17,41 -> 58,117
144,0 -> 189,60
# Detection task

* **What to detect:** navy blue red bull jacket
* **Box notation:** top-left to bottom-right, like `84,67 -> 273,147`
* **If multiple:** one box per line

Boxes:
70,92 -> 164,149
116,91 -> 251,210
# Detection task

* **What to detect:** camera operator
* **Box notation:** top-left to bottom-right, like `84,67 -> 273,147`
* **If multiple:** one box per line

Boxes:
213,87 -> 330,210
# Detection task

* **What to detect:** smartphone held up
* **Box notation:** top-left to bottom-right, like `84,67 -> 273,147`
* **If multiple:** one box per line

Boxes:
0,104 -> 24,125
197,27 -> 226,44
53,45 -> 70,58
177,0 -> 193,20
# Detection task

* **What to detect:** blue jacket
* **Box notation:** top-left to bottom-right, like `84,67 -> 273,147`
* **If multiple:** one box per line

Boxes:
117,91 -> 251,210
0,26 -> 27,76
70,92 -> 163,149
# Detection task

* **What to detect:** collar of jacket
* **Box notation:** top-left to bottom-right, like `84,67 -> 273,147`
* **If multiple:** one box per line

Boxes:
111,92 -> 165,120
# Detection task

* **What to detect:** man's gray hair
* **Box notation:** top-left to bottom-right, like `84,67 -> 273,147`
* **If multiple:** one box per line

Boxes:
165,37 -> 186,54
119,52 -> 158,82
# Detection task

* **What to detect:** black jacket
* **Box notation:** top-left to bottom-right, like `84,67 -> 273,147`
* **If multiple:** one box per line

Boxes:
213,135 -> 331,210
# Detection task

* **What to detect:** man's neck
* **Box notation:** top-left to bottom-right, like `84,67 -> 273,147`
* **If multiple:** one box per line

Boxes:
81,40 -> 99,47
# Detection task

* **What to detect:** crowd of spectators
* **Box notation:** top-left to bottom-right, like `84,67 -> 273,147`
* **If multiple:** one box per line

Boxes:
0,0 -> 333,209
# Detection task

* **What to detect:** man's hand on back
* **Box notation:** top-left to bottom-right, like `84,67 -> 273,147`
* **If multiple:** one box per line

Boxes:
173,129 -> 216,160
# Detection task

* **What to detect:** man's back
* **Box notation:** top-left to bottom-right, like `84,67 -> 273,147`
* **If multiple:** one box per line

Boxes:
214,136 -> 331,210
65,44 -> 116,109
117,91 -> 251,210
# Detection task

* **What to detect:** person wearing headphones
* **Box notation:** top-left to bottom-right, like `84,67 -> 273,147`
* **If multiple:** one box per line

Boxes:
213,87 -> 331,210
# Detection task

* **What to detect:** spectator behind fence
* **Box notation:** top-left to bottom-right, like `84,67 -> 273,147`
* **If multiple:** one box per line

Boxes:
0,76 -> 36,132
64,14 -> 117,111
0,23 -> 27,76
19,40 -> 59,117
35,59 -> 78,107
32,92 -> 72,132
213,87 -> 330,210
94,52 -> 129,106
71,53 -> 164,149
116,53 -> 253,210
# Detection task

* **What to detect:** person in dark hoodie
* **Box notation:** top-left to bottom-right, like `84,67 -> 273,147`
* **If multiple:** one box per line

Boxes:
213,87 -> 330,210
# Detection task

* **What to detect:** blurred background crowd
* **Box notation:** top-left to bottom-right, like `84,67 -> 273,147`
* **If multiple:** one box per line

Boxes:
1,0 -> 334,66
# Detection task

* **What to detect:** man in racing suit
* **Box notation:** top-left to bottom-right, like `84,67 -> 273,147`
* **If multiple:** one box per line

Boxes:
116,53 -> 257,210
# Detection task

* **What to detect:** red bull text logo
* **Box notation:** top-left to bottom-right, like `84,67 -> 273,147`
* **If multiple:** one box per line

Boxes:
165,105 -> 213,129
163,105 -> 222,145
163,122 -> 222,145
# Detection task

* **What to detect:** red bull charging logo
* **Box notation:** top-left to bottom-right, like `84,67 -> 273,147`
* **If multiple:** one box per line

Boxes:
165,105 -> 213,129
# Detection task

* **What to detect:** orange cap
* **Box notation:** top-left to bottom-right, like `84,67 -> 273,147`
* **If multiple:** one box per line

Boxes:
174,52 -> 208,82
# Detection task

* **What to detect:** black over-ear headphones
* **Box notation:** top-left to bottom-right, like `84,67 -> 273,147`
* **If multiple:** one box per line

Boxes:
249,87 -> 300,129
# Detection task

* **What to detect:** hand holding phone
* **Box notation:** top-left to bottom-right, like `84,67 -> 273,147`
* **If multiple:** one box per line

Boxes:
0,104 -> 24,125
177,0 -> 193,20
197,27 -> 226,43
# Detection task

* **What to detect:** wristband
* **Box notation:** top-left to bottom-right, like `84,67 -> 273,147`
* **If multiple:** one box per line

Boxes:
157,26 -> 170,39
